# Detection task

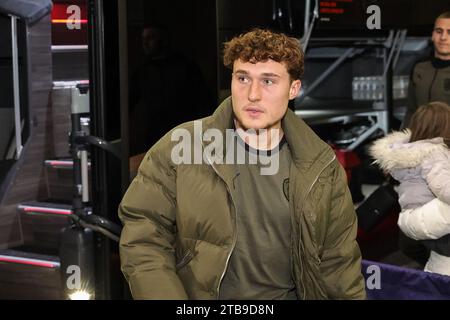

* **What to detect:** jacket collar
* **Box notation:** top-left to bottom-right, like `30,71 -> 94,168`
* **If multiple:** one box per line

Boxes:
201,97 -> 334,182
431,56 -> 450,69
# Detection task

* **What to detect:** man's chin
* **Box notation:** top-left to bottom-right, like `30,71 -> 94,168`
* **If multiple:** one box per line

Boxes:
435,48 -> 450,58
238,120 -> 268,131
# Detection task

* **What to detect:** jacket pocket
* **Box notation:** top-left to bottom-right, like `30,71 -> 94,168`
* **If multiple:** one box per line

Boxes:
176,249 -> 194,270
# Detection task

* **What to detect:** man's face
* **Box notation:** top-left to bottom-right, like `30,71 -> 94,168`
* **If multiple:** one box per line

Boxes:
231,59 -> 301,131
432,18 -> 450,60
142,28 -> 162,57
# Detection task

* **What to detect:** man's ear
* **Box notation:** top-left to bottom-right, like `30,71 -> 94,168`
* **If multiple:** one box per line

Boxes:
289,80 -> 301,100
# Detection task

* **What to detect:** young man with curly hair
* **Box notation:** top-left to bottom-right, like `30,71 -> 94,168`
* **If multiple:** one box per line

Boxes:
118,29 -> 366,300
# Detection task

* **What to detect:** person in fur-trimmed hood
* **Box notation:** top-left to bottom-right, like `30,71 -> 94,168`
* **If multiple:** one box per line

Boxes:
370,101 -> 450,276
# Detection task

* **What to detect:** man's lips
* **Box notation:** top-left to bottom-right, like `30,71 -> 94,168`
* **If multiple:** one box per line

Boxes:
244,106 -> 264,115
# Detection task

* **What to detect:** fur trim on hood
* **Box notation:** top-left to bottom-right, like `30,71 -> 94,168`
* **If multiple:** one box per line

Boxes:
369,130 -> 448,171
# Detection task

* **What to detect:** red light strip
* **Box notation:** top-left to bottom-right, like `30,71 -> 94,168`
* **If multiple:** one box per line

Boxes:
47,160 -> 91,168
21,206 -> 72,216
0,255 -> 60,268
48,160 -> 73,167
52,19 -> 88,24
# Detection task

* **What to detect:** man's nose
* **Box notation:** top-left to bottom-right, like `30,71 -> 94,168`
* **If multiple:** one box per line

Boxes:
440,30 -> 449,40
248,81 -> 261,101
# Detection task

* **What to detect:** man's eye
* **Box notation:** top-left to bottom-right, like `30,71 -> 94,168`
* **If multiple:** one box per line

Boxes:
263,79 -> 274,85
238,76 -> 249,83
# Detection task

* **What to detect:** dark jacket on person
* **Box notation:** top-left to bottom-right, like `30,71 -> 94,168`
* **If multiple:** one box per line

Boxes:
118,97 -> 366,300
402,57 -> 450,128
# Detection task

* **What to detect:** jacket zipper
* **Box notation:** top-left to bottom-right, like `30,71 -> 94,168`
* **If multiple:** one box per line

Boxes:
202,145 -> 238,299
176,249 -> 194,270
290,225 -> 297,298
217,184 -> 238,298
298,154 -> 336,300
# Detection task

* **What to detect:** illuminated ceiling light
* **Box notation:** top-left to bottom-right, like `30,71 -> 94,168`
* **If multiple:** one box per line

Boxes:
68,290 -> 91,300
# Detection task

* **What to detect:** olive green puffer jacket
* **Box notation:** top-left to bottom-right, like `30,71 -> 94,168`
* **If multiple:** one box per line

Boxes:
119,97 -> 366,300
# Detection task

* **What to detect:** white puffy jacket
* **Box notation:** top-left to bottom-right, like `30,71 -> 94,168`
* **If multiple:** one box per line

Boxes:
370,130 -> 450,210
370,130 -> 450,276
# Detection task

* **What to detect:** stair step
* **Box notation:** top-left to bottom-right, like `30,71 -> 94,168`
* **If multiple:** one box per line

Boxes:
0,249 -> 63,299
0,249 -> 60,268
18,201 -> 72,253
18,201 -> 73,215
43,159 -> 91,201
44,159 -> 74,169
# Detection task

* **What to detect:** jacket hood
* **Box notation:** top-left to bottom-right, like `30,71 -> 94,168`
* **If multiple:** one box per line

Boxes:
370,130 -> 447,170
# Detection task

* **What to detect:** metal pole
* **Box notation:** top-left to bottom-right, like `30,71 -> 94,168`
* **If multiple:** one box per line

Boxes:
382,30 -> 400,78
301,0 -> 319,52
11,15 -> 23,158
303,0 -> 311,42
118,0 -> 130,193
392,29 -> 407,69
81,150 -> 89,202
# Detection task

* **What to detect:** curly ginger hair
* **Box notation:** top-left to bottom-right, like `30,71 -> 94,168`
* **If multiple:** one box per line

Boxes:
223,28 -> 304,81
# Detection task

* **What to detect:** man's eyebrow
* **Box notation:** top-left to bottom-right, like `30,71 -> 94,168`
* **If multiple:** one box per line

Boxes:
434,27 -> 450,31
261,73 -> 280,78
234,70 -> 280,78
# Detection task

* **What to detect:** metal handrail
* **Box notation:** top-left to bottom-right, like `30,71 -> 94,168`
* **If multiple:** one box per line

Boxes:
10,15 -> 23,159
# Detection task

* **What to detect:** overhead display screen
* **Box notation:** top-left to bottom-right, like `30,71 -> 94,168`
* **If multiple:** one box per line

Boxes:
315,0 -> 449,36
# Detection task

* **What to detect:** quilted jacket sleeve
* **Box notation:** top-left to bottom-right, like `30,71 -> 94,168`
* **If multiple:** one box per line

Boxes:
118,138 -> 188,299
320,162 -> 367,299
421,151 -> 450,205
398,198 -> 450,240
